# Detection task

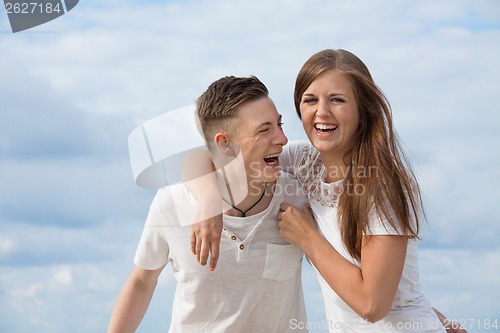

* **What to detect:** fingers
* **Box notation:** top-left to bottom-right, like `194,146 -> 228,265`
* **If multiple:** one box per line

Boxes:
190,223 -> 204,263
209,240 -> 220,271
190,228 -> 197,255
302,203 -> 313,217
278,202 -> 295,224
191,232 -> 220,270
195,235 -> 202,264
190,219 -> 222,270
198,239 -> 210,266
279,202 -> 291,212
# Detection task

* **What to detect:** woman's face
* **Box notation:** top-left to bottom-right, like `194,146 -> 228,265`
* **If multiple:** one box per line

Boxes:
299,69 -> 360,160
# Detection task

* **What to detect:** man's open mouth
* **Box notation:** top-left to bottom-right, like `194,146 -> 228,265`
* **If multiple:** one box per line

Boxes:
263,154 -> 280,166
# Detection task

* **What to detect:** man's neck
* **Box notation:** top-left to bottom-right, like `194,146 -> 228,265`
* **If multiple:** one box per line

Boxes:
218,176 -> 276,218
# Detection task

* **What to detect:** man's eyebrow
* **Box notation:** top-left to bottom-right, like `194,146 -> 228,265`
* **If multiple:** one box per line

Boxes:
256,114 -> 282,129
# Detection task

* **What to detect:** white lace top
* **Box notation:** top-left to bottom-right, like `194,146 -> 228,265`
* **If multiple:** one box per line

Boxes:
286,141 -> 344,208
280,141 -> 445,332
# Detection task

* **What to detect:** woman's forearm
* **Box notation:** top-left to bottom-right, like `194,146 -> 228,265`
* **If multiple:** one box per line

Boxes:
302,231 -> 406,323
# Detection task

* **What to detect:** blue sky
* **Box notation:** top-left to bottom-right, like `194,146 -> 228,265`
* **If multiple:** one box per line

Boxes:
0,1 -> 499,332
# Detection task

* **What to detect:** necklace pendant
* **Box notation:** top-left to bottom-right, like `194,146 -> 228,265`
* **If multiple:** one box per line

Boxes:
222,182 -> 267,219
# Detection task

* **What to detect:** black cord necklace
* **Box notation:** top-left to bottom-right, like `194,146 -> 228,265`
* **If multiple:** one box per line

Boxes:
222,182 -> 268,217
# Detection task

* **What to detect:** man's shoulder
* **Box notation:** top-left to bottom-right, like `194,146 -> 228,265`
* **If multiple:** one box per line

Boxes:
278,170 -> 299,184
276,172 -> 308,207
153,183 -> 196,227
156,182 -> 193,203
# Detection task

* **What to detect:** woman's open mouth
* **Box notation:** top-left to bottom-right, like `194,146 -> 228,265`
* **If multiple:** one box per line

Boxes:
315,123 -> 338,133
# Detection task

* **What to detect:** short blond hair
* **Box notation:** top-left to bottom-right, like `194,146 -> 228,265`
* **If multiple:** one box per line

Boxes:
196,76 -> 269,144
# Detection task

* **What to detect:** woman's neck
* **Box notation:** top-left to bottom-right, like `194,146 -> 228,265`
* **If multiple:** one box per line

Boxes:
321,152 -> 350,183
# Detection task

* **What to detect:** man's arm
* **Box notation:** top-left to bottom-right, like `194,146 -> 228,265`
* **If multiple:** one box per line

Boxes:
106,265 -> 164,333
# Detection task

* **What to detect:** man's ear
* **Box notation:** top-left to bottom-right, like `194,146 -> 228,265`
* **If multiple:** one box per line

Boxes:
214,133 -> 234,156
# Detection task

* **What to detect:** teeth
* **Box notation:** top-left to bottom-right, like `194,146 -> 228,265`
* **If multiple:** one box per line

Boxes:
264,154 -> 280,165
315,124 -> 338,130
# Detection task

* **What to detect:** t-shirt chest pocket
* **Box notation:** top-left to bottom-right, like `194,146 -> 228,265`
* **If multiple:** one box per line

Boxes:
262,243 -> 304,281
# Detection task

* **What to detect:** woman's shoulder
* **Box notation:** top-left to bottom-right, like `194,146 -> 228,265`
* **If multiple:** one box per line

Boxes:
283,141 -> 320,167
284,140 -> 313,155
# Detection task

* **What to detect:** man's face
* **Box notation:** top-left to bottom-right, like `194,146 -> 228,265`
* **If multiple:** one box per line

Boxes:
231,97 -> 288,183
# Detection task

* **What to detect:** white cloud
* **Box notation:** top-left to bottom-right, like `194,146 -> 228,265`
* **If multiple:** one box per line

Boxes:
0,235 -> 16,258
52,266 -> 73,287
419,248 -> 500,321
0,262 -> 132,333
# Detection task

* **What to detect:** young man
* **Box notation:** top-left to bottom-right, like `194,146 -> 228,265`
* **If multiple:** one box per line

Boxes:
106,76 -> 309,332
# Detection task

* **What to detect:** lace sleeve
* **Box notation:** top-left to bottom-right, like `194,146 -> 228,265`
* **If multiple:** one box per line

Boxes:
280,141 -> 311,176
289,143 -> 344,208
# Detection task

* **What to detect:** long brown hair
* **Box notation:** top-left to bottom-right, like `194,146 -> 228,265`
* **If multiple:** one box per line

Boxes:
294,49 -> 422,260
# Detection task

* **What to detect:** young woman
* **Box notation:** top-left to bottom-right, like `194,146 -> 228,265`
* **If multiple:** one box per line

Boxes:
276,49 -> 451,332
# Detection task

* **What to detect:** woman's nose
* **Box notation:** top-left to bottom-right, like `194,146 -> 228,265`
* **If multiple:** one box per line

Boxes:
316,99 -> 331,117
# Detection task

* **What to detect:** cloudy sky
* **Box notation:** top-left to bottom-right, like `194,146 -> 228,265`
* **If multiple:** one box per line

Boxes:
1,0 -> 499,332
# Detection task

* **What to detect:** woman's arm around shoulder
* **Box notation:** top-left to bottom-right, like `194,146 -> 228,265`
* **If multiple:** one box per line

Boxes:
181,149 -> 223,271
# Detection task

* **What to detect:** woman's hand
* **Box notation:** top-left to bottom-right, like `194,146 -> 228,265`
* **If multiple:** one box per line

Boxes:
279,202 -> 407,322
190,214 -> 222,271
277,202 -> 317,247
434,308 -> 468,333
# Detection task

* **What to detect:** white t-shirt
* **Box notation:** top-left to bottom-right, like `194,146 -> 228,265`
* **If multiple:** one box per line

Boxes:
281,141 -> 446,333
134,172 -> 309,333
